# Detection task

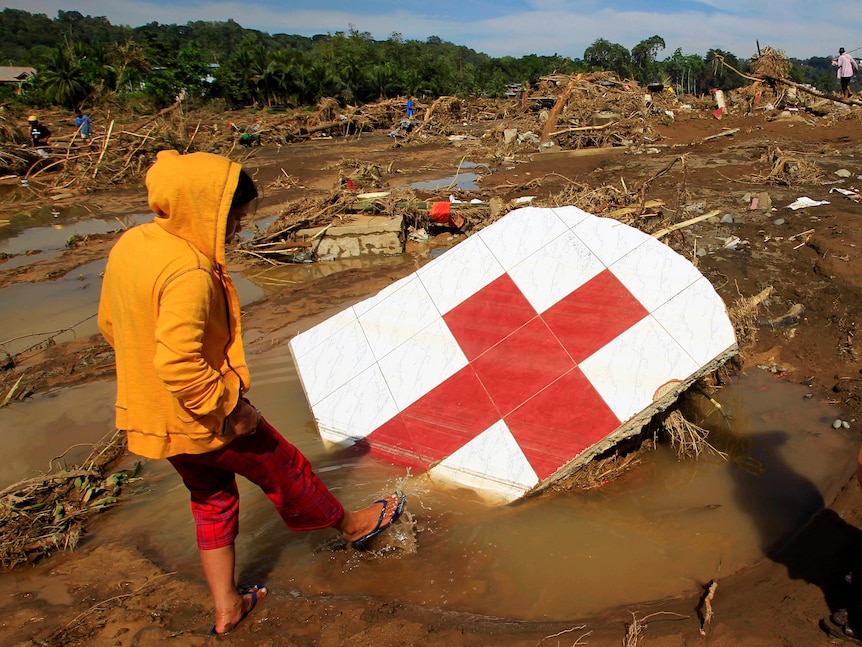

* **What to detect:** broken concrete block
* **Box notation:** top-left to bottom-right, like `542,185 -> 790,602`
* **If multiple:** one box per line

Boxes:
295,215 -> 404,259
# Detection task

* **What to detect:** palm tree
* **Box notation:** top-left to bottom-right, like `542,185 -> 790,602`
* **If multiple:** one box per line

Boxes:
40,47 -> 91,109
368,63 -> 396,100
261,50 -> 291,106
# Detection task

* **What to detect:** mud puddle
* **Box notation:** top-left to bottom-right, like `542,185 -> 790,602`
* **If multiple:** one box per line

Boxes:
0,260 -> 265,359
0,200 -> 856,622
0,354 -> 854,621
0,207 -> 151,270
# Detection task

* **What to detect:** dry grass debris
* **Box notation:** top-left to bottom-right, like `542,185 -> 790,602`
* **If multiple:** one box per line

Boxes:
750,47 -> 792,80
662,410 -> 728,460
0,430 -> 135,569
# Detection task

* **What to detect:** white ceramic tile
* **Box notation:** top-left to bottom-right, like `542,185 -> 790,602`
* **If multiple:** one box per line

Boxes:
428,420 -> 539,502
652,276 -> 737,366
377,317 -> 468,410
356,275 -> 440,360
417,234 -> 506,315
578,316 -> 701,423
609,236 -> 703,311
313,364 -> 399,445
290,319 -> 377,407
550,205 -> 594,229
352,271 -> 417,317
289,307 -> 358,360
509,229 -> 606,315
478,207 -> 569,271
571,215 -> 651,266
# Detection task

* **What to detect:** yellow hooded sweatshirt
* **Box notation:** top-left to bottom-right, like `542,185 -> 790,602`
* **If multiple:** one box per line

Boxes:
98,150 -> 251,459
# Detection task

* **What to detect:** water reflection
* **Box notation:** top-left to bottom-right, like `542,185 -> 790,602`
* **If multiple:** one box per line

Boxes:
0,258 -> 106,356
408,173 -> 481,192
0,210 -> 151,257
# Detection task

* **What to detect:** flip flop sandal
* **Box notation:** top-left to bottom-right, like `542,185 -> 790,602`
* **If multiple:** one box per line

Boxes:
351,492 -> 407,549
821,612 -> 862,645
211,584 -> 266,636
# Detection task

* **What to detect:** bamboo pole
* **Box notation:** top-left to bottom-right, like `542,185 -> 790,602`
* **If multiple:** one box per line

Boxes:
652,210 -> 720,239
92,119 -> 115,179
183,120 -> 202,153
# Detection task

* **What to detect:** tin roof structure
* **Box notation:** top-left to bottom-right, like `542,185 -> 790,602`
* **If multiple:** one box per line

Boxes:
0,66 -> 36,84
290,206 -> 738,503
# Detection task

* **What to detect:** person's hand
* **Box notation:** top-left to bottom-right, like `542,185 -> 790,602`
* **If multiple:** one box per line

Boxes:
226,399 -> 262,436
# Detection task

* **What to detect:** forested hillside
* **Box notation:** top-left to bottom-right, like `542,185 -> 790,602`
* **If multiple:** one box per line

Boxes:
0,8 -> 838,111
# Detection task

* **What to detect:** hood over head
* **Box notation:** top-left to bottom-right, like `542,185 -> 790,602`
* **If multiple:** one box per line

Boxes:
146,150 -> 242,266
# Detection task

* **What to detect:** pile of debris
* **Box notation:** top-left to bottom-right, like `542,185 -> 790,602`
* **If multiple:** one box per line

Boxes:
0,430 -> 136,568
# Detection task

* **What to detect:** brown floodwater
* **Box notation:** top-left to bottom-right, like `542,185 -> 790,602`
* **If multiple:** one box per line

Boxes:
0,333 -> 855,620
0,210 -> 858,621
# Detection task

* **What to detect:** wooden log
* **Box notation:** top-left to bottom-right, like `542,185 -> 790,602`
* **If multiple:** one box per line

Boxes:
652,210 -> 720,240
540,78 -> 577,144
549,120 -> 619,137
761,74 -> 862,106
130,99 -> 181,133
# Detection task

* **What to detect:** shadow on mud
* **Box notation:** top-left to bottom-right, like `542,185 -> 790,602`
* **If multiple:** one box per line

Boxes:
730,428 -> 862,624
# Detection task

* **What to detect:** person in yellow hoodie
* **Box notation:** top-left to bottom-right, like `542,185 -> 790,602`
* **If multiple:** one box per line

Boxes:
98,150 -> 406,636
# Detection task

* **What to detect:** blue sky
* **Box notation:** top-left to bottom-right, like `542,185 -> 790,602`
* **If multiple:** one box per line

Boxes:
5,0 -> 857,61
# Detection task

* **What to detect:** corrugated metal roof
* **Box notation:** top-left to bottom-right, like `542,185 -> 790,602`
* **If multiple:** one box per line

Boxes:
0,66 -> 36,83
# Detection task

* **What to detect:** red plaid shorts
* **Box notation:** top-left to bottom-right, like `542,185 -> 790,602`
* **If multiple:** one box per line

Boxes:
168,416 -> 344,550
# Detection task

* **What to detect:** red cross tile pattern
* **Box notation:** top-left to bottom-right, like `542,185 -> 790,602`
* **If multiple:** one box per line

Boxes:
472,316 -> 575,416
505,369 -> 621,479
370,366 -> 500,466
542,269 -> 649,363
442,273 -> 536,360
366,268 -> 650,479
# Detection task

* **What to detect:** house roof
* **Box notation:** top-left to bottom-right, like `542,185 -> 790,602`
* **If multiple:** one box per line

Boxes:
0,66 -> 36,84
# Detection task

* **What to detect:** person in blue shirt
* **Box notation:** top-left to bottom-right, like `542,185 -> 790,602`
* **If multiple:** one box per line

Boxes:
75,109 -> 93,140
406,96 -> 414,118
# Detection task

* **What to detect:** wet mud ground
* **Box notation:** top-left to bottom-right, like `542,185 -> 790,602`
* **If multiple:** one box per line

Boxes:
3,107 -> 862,645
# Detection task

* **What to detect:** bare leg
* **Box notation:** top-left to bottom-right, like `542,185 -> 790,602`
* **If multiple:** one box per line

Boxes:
200,544 -> 267,634
336,493 -> 402,543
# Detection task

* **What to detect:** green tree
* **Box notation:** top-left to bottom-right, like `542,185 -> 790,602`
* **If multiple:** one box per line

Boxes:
40,46 -> 91,108
368,62 -> 397,100
659,48 -> 705,95
631,35 -> 666,84
175,40 -> 208,99
583,39 -> 631,79
704,49 -> 749,91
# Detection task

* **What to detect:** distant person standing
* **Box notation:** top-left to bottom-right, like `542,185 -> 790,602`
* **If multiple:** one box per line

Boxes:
27,115 -> 51,148
833,47 -> 858,99
75,109 -> 93,140
406,96 -> 414,118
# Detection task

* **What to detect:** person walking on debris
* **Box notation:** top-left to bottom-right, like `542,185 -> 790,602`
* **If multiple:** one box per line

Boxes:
98,150 -> 407,636
27,115 -> 51,149
74,108 -> 93,140
833,47 -> 858,99
406,95 -> 414,118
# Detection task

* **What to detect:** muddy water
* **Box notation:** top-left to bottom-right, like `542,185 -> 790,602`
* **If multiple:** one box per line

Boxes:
0,347 -> 856,620
1,208 -> 857,620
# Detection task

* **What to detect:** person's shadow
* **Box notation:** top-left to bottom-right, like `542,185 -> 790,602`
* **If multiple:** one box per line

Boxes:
728,428 -> 862,621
